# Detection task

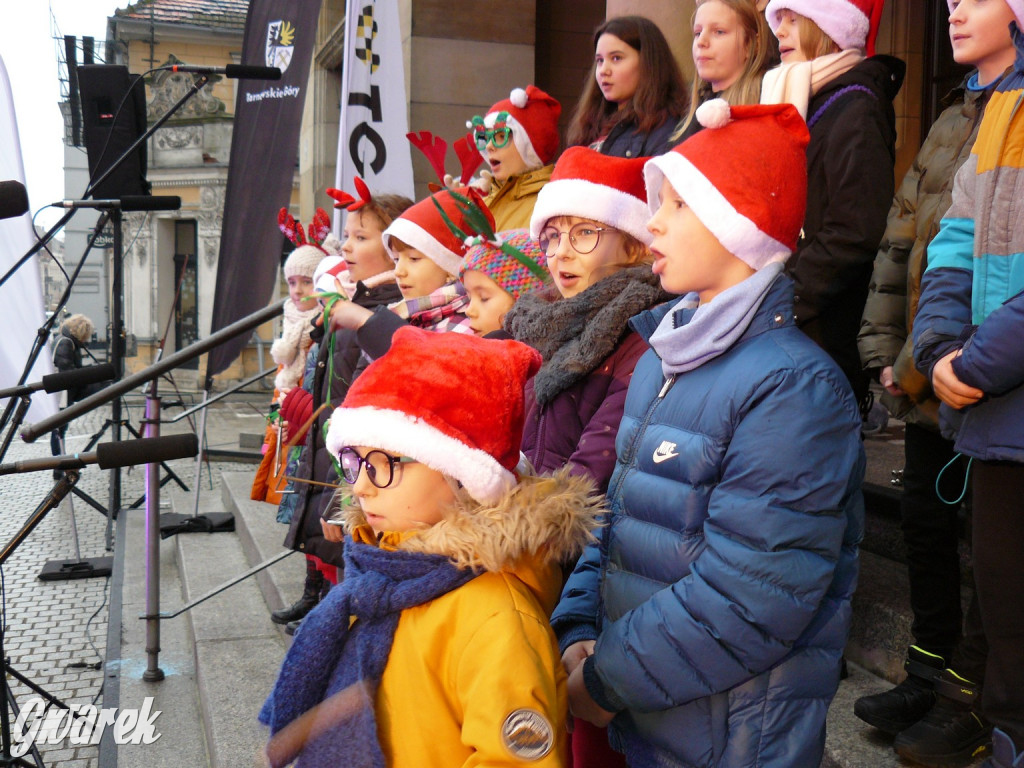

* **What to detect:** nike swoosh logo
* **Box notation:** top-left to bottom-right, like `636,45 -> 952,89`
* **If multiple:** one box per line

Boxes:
652,448 -> 679,464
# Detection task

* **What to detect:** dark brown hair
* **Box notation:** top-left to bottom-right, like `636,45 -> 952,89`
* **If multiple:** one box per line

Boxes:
566,16 -> 689,149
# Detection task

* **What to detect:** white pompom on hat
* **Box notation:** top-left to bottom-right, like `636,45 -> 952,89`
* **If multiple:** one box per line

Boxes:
475,85 -> 562,169
644,100 -> 810,271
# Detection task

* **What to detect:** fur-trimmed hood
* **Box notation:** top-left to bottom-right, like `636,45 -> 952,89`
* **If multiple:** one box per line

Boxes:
344,468 -> 602,575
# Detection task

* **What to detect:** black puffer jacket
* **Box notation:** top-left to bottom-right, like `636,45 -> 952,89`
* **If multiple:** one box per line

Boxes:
787,55 -> 905,406
283,280 -> 401,566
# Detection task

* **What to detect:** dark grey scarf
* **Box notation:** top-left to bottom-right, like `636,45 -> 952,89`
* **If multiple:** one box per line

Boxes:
504,265 -> 672,405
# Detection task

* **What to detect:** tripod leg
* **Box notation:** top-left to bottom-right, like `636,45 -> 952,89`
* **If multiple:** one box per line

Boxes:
3,686 -> 46,768
70,487 -> 110,517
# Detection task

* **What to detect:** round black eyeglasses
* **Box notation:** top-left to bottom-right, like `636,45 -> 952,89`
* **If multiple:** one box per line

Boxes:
338,446 -> 417,488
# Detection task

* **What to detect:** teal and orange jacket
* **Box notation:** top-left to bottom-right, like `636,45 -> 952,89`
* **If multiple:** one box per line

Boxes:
914,23 -> 1024,463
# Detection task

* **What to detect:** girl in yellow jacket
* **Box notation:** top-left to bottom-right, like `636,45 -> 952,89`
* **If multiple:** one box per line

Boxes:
260,325 -> 601,768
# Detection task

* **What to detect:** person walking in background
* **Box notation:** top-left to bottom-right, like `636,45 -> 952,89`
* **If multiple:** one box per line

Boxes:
674,0 -> 776,142
553,99 -> 864,768
856,1 -> 1018,762
761,0 -> 904,420
566,16 -> 689,158
913,3 -> 1024,766
49,313 -> 106,465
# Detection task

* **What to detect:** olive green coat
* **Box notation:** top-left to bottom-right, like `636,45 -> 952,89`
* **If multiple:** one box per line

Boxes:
858,76 -> 996,429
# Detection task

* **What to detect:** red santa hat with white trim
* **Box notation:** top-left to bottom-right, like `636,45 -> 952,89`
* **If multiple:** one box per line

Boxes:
475,85 -> 562,169
312,255 -> 347,295
325,326 -> 542,505
644,99 -> 809,270
529,147 -> 653,245
765,0 -> 885,55
382,187 -> 495,277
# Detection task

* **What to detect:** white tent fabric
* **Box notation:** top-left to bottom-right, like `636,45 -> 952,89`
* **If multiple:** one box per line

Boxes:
0,52 -> 57,423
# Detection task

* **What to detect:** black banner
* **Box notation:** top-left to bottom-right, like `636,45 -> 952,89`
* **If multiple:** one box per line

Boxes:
205,0 -> 322,384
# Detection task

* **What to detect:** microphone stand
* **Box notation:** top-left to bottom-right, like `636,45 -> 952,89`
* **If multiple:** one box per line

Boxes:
37,428 -> 113,581
4,76 -> 212,552
0,470 -> 93,766
0,74 -> 211,290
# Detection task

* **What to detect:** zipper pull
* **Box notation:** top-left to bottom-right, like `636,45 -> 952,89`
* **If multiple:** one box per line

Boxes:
658,375 -> 675,399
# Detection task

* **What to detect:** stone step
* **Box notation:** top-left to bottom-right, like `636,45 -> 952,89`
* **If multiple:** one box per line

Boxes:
220,470 -> 303,626
170,484 -> 285,768
823,661 -> 987,768
110,508 -> 211,768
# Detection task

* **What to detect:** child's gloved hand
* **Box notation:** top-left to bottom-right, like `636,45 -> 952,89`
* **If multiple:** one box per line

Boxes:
327,278 -> 374,332
443,171 -> 493,195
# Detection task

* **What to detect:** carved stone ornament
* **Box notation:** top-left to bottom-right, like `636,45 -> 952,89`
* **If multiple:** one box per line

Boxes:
148,55 -> 227,120
155,125 -> 202,151
199,185 -> 225,232
203,237 -> 220,268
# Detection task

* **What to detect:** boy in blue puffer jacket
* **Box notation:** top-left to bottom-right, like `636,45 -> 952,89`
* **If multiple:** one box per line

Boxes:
552,99 -> 865,768
913,6 -> 1024,766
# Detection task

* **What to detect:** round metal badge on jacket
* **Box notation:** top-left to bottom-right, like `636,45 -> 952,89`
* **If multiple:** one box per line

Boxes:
501,708 -> 554,760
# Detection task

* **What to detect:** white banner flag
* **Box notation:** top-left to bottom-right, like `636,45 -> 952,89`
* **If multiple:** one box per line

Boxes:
334,0 -> 415,229
0,53 -> 57,423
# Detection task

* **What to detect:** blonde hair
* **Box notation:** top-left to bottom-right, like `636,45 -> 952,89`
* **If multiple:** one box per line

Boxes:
675,0 -> 775,140
61,314 -> 94,343
796,13 -> 840,59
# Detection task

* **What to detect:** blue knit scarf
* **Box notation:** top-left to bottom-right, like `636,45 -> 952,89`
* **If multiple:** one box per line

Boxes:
649,264 -> 783,376
259,536 -> 477,767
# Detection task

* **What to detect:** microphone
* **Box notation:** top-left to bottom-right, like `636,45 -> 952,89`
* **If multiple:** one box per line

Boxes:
1,180 -> 29,221
167,64 -> 282,80
42,363 -> 115,394
53,196 -> 181,212
0,433 -> 199,475
0,363 -> 115,400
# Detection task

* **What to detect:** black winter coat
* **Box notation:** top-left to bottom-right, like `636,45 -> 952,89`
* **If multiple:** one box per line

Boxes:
599,115 -> 679,158
787,55 -> 905,406
283,280 -> 401,566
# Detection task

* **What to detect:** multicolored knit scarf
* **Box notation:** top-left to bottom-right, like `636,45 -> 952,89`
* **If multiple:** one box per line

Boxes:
390,281 -> 473,334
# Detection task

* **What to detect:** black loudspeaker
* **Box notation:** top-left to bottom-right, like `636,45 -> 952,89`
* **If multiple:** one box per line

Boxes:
77,65 -> 151,200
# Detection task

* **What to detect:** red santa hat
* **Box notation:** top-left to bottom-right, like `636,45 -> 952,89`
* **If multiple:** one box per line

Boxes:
644,99 -> 809,270
475,85 -> 562,169
765,0 -> 885,55
325,326 -> 542,505
313,255 -> 348,295
946,0 -> 1024,30
382,187 -> 495,276
529,147 -> 653,245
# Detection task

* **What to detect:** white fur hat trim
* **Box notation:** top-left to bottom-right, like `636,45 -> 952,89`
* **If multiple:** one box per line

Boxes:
644,152 -> 791,270
529,178 -> 654,245
325,405 -> 516,505
764,0 -> 869,51
382,218 -> 462,277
